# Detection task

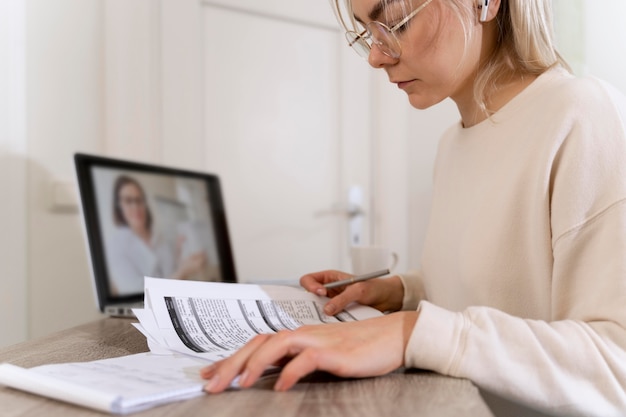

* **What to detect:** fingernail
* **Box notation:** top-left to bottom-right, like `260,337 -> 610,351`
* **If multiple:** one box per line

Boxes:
324,304 -> 336,315
316,288 -> 326,296
238,370 -> 250,387
274,378 -> 286,391
204,375 -> 220,393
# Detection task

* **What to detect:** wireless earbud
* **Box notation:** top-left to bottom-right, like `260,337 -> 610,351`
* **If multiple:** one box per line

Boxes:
480,0 -> 490,22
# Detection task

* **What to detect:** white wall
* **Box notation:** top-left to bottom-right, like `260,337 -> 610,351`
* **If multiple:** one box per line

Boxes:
371,69 -> 458,273
583,0 -> 626,94
25,0 -> 104,342
554,0 -> 626,94
0,0 -> 28,346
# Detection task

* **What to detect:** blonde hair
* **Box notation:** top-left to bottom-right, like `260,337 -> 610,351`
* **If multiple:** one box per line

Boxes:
331,0 -> 571,113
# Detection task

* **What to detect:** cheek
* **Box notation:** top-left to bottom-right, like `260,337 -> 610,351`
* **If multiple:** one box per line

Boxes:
420,15 -> 467,74
401,27 -> 439,74
403,15 -> 474,101
402,48 -> 469,108
124,206 -> 141,218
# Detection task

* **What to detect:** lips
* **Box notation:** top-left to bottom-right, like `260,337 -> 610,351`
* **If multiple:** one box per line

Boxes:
395,79 -> 416,90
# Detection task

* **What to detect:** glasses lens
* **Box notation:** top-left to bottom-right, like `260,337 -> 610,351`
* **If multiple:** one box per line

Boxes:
345,31 -> 371,59
367,22 -> 401,59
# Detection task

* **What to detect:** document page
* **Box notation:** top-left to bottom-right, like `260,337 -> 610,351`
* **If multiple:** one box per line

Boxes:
136,278 -> 382,361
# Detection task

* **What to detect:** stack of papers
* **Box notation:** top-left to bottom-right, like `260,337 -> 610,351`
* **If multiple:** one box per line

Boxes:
134,277 -> 382,361
0,278 -> 382,414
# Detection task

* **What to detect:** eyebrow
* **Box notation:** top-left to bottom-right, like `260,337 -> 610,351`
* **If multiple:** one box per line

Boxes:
354,0 -> 403,24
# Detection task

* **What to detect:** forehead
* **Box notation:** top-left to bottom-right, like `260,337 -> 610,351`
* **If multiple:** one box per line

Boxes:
119,182 -> 141,194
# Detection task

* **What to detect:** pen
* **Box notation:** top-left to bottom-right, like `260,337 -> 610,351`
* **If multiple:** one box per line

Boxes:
323,269 -> 390,289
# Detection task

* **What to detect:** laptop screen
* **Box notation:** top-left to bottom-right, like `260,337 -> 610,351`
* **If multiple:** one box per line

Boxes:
74,153 -> 237,312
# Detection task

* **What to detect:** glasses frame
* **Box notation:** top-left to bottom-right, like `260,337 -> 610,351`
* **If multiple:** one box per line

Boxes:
346,0 -> 435,59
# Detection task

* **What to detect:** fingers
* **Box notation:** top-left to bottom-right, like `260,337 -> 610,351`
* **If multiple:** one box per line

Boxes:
299,270 -> 385,315
202,327 -> 328,393
193,252 -> 207,267
200,313 -> 415,394
300,270 -> 348,297
273,348 -> 325,391
324,276 -> 404,314
299,270 -> 331,296
322,283 -> 369,315
202,333 -> 272,393
300,270 -> 357,315
202,330 -> 306,393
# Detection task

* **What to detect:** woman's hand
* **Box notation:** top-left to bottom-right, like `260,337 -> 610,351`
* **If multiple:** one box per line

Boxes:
201,311 -> 419,393
172,235 -> 208,280
300,270 -> 405,315
173,251 -> 207,280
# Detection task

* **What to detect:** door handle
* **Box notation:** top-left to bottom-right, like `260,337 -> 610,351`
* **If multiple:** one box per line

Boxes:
313,186 -> 365,246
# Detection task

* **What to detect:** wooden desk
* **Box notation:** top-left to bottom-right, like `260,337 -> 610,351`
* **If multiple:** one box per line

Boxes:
0,318 -> 494,417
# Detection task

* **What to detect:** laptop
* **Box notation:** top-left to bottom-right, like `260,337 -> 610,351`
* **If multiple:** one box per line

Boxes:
74,153 -> 237,317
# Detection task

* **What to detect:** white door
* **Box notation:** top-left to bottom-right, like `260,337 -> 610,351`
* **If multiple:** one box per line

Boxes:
160,1 -> 375,282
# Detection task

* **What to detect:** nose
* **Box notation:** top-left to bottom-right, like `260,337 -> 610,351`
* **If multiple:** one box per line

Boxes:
367,44 -> 398,68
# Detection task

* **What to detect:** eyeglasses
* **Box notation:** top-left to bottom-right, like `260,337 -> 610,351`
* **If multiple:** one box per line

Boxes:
118,196 -> 146,207
345,0 -> 434,59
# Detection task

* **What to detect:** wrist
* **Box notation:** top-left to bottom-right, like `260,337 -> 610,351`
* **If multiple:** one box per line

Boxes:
381,276 -> 404,312
399,310 -> 419,357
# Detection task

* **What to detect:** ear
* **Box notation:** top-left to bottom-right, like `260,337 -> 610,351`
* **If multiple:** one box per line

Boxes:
478,0 -> 501,23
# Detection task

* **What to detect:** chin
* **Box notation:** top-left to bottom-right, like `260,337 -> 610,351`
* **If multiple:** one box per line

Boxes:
406,93 -> 445,110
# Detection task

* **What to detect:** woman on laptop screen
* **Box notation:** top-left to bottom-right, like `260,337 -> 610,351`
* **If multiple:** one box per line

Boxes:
108,175 -> 208,295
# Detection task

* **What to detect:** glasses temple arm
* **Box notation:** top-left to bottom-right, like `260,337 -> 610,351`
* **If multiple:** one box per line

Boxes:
390,0 -> 434,31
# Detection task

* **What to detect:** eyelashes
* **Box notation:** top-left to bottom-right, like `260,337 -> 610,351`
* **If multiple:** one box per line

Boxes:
392,21 -> 411,33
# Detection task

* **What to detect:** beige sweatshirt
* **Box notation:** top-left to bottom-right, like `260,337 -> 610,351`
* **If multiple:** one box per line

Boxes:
400,67 -> 626,417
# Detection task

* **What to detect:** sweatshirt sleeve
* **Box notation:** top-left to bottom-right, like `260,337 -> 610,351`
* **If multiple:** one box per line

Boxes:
404,78 -> 626,417
398,270 -> 426,311
406,200 -> 626,416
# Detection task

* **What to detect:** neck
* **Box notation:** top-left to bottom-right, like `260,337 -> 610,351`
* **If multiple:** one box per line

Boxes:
454,73 -> 538,128
132,226 -> 151,244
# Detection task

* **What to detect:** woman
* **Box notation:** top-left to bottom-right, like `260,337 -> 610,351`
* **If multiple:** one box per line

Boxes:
107,175 -> 207,295
200,1 -> 626,415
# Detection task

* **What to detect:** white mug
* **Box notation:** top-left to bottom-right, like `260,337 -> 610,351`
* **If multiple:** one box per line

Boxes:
350,245 -> 398,275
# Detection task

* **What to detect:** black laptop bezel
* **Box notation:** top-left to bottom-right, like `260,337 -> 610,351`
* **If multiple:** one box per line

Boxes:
74,153 -> 237,312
